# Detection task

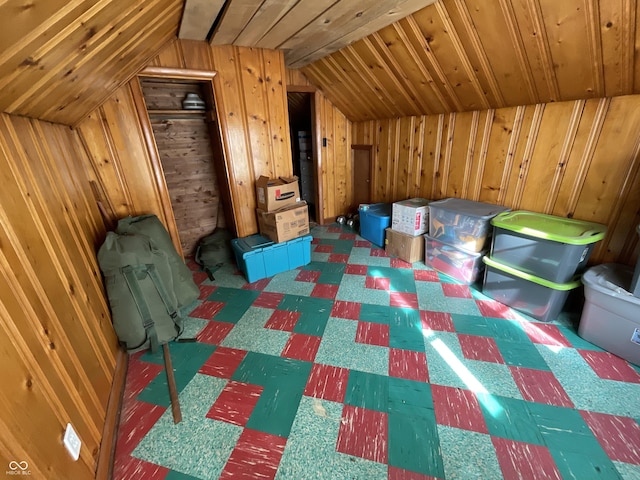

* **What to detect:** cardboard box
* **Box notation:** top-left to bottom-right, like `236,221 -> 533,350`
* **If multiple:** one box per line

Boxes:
392,198 -> 430,236
385,228 -> 424,263
257,202 -> 309,243
255,176 -> 301,212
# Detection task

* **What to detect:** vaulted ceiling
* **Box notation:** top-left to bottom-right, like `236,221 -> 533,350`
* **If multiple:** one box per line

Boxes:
1,0 -> 638,125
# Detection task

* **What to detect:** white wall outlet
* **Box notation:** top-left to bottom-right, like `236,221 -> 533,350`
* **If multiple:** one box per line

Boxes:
63,423 -> 81,461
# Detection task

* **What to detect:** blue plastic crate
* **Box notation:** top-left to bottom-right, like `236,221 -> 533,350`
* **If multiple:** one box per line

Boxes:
231,234 -> 312,283
359,203 -> 391,247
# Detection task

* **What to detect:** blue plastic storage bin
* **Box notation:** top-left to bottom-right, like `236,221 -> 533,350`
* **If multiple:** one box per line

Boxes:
359,203 -> 391,247
231,234 -> 312,283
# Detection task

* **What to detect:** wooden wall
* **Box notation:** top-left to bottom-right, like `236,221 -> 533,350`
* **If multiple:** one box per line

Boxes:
353,95 -> 640,265
0,113 -> 117,479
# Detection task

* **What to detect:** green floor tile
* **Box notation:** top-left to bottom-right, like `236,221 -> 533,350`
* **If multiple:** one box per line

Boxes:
479,394 -> 545,445
451,314 -> 491,337
293,313 -> 329,336
138,342 -> 217,407
165,470 -> 203,480
246,384 -> 307,438
485,317 -> 531,343
494,338 -> 551,370
207,287 -> 260,323
303,260 -> 347,273
551,449 -> 623,479
317,238 -> 354,254
390,307 -> 421,328
388,377 -> 434,419
231,351 -> 311,390
366,266 -> 417,293
388,412 -> 444,478
358,303 -> 392,324
389,325 -> 425,352
344,370 -> 389,412
279,294 -> 334,315
318,271 -> 345,285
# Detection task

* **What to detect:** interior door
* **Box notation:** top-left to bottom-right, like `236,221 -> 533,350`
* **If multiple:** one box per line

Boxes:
352,145 -> 372,208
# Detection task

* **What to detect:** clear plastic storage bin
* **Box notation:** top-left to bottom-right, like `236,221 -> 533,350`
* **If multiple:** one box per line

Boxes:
482,256 -> 581,322
425,235 -> 485,284
490,211 -> 607,283
429,198 -> 509,252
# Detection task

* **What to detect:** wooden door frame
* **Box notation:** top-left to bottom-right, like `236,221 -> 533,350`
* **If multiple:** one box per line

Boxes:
286,85 -> 323,225
351,144 -> 374,208
132,66 -> 236,254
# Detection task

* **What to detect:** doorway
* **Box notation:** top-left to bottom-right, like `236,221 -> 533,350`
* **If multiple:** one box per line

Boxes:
287,91 -> 317,223
352,145 -> 373,208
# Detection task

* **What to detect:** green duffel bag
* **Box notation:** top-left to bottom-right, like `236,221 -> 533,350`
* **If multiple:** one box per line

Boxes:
116,215 -> 199,308
195,228 -> 234,281
98,232 -> 184,353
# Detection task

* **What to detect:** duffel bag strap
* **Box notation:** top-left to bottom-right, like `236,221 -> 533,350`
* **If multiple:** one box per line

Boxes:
146,263 -> 184,338
121,265 -> 160,353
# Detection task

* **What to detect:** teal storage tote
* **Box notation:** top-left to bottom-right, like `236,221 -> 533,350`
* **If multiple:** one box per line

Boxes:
231,234 -> 312,283
482,256 -> 582,322
490,211 -> 607,283
359,203 -> 391,247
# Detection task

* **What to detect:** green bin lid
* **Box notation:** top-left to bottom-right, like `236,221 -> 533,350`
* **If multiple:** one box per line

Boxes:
483,256 -> 582,290
490,211 -> 607,245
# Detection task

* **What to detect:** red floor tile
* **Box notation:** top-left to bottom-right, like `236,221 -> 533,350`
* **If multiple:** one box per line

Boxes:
365,276 -> 391,290
354,240 -> 371,248
492,438 -> 562,480
303,363 -> 349,403
123,354 -> 165,398
220,429 -> 286,480
327,226 -> 343,233
311,283 -> 339,299
192,270 -> 209,285
518,321 -> 572,348
328,253 -> 350,263
414,270 -> 440,282
199,347 -> 247,378
388,466 -> 439,480
475,300 -> 519,320
198,284 -> 217,300
336,405 -> 388,463
295,269 -> 321,282
115,400 -> 167,457
189,300 -> 226,319
441,283 -> 473,298
206,381 -> 264,427
389,348 -> 429,382
112,457 -> 170,480
330,300 -> 361,320
370,248 -> 389,257
355,321 -> 390,347
390,292 -> 419,309
420,310 -> 455,333
281,333 -> 322,362
458,334 -> 505,364
509,366 -> 574,408
315,244 -> 334,253
253,291 -> 284,309
198,321 -> 235,345
339,233 -> 357,240
581,410 -> 640,464
578,350 -> 640,383
390,258 -> 413,269
431,385 -> 488,433
345,264 -> 368,275
243,277 -> 272,290
265,310 -> 301,331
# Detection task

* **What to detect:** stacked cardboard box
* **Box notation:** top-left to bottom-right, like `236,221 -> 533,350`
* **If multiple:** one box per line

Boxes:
255,176 -> 309,243
385,198 -> 429,263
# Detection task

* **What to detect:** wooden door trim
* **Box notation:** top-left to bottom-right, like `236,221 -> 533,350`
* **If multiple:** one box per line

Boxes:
352,144 -> 373,207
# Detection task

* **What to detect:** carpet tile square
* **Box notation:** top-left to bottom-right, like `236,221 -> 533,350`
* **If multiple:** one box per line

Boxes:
303,363 -> 349,402
336,405 -> 388,463
432,384 -> 488,433
281,333 -> 321,362
388,348 -> 429,382
206,381 -> 263,426
219,428 -> 286,480
198,346 -> 246,379
356,321 -> 390,347
114,224 -> 640,480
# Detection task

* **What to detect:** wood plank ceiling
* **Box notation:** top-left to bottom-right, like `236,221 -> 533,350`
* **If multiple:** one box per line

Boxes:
300,0 -> 640,121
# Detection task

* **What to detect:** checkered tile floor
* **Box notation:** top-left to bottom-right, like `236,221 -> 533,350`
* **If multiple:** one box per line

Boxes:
113,224 -> 640,480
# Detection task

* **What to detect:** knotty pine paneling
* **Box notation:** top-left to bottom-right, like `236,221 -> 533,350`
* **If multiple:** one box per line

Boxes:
302,0 -> 640,122
0,113 -> 118,479
353,94 -> 640,265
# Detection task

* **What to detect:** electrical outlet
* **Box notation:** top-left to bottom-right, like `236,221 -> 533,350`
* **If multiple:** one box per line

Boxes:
63,423 -> 81,461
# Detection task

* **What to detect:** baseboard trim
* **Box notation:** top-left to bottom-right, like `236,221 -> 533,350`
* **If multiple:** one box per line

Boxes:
95,349 -> 128,480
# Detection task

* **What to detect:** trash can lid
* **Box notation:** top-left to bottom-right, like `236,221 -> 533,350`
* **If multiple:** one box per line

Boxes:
581,264 -> 640,304
491,211 -> 607,245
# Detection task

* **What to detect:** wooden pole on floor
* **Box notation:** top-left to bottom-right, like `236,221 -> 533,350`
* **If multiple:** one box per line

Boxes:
163,343 -> 182,424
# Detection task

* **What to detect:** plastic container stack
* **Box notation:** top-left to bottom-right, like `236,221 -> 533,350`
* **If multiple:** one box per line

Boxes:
482,211 -> 607,322
425,198 -> 509,284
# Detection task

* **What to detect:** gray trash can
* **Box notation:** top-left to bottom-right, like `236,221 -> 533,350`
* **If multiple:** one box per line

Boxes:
579,264 -> 640,366
630,224 -> 640,297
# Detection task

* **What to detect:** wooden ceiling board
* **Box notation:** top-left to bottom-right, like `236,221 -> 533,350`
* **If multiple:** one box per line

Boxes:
233,0 -> 300,46
209,0 -> 265,45
178,0 -> 226,40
